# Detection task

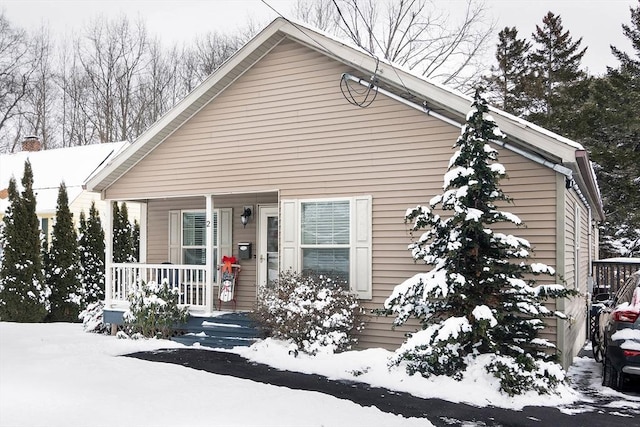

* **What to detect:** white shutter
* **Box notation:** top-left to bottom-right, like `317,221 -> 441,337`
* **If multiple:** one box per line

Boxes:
168,210 -> 181,263
352,196 -> 372,299
281,199 -> 298,273
219,208 -> 233,264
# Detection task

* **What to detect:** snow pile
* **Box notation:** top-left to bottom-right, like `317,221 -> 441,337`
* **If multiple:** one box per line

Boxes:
239,338 -> 579,410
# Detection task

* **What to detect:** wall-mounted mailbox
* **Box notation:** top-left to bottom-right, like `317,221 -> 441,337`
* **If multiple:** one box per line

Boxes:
238,242 -> 252,260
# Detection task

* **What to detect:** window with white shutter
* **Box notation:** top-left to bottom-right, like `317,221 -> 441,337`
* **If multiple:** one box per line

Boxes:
280,196 -> 372,299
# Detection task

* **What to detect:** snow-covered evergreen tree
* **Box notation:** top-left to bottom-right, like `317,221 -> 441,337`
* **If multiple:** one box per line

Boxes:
383,90 -> 575,395
0,160 -> 49,322
78,201 -> 105,309
112,202 -> 136,263
132,219 -> 140,262
45,182 -> 82,322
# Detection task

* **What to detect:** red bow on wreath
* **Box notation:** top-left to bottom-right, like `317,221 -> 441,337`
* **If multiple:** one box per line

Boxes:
221,256 -> 237,273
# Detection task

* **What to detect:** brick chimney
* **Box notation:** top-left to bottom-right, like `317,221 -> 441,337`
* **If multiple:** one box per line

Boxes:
22,135 -> 41,152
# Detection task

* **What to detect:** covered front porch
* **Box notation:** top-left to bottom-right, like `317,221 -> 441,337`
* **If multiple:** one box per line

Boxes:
102,191 -> 279,318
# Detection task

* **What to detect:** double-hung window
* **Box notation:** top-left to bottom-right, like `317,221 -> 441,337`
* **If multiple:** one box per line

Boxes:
170,208 -> 232,283
281,196 -> 372,299
181,211 -> 216,267
301,200 -> 350,282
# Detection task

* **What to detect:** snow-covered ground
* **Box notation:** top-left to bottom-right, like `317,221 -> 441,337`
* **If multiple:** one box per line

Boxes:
1,322 -> 639,427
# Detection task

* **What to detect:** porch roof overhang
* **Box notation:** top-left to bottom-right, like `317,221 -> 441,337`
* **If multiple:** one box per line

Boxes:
83,17 -> 604,221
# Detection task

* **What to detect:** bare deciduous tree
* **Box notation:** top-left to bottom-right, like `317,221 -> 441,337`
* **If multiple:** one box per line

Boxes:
75,15 -> 149,143
293,0 -> 495,91
22,25 -> 58,149
0,11 -> 37,152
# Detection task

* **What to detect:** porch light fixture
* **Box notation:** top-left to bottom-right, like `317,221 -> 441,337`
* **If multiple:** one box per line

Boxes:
240,206 -> 253,228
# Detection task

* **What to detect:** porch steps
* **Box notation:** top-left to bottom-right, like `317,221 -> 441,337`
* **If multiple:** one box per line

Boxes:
171,312 -> 261,350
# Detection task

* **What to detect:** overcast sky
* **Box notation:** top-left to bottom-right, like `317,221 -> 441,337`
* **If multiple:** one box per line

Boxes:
1,0 -> 636,75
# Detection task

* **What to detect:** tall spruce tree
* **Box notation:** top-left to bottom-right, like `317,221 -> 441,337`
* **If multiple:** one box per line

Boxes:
45,182 -> 82,322
526,12 -> 588,131
383,91 -> 575,395
0,161 -> 49,322
78,202 -> 105,308
570,2 -> 640,256
484,27 -> 531,115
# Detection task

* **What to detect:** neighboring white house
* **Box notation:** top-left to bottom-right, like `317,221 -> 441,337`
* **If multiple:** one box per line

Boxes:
0,138 -> 132,247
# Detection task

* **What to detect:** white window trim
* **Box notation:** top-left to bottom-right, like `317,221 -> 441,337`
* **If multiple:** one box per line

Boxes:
172,209 -> 220,265
281,196 -> 372,299
180,210 -> 208,265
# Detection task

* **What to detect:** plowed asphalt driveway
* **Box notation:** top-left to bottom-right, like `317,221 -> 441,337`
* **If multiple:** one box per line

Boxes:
126,348 -> 639,427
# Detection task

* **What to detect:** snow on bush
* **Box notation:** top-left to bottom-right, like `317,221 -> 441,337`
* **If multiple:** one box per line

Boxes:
123,279 -> 189,339
252,271 -> 364,355
78,301 -> 110,334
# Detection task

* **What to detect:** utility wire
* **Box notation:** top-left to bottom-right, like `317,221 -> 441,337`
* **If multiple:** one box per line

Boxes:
349,0 -> 414,103
332,0 -> 380,107
261,0 -> 343,61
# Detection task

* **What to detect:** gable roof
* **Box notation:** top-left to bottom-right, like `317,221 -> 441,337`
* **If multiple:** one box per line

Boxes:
84,17 -> 604,220
0,141 -> 127,215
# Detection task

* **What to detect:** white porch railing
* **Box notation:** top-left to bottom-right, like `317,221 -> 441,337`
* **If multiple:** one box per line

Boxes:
108,263 -> 212,311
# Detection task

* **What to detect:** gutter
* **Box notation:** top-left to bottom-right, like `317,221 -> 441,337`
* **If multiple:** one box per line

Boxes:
342,73 -> 574,178
342,73 -> 600,212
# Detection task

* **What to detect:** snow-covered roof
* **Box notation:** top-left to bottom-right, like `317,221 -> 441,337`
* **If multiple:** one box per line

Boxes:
0,142 -> 128,215
83,17 -> 602,219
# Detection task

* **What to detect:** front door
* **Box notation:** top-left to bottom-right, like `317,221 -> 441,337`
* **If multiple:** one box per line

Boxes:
258,206 -> 279,288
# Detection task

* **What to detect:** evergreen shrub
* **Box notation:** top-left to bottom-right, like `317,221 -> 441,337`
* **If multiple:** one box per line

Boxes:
123,279 -> 189,339
79,301 -> 109,334
252,271 -> 364,355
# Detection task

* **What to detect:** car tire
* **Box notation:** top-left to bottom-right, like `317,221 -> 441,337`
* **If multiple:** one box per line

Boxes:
602,356 -> 625,391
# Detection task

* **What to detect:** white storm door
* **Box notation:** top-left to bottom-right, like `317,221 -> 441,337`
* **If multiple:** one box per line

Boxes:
258,206 -> 279,288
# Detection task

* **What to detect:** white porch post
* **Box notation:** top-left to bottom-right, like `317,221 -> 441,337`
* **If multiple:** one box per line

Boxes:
104,200 -> 114,308
205,195 -> 214,314
139,202 -> 148,263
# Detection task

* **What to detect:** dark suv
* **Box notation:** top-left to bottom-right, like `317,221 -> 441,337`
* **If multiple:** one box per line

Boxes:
593,271 -> 640,390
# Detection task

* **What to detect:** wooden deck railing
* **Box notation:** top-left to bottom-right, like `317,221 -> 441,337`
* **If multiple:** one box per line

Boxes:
109,263 -> 210,310
592,258 -> 640,298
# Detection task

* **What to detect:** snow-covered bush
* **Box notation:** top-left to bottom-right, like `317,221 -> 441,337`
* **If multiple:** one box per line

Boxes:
123,279 -> 189,339
252,271 -> 364,355
383,90 -> 576,395
486,353 -> 565,396
79,301 -> 110,334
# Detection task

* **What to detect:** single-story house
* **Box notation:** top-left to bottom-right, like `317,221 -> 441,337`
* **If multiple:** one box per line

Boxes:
84,18 -> 604,368
0,138 -> 131,246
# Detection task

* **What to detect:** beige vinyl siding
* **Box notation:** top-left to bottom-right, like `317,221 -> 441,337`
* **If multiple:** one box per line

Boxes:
107,39 -> 560,350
